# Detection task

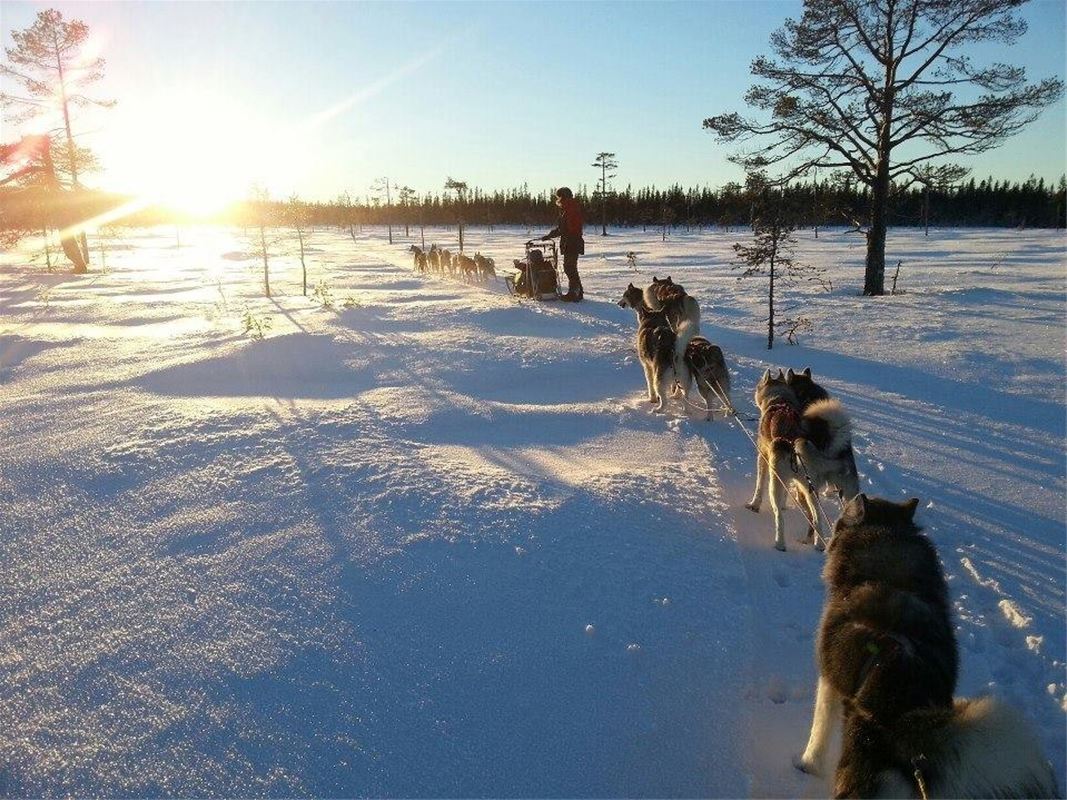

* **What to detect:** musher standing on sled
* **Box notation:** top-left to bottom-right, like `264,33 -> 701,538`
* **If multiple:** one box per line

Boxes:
537,186 -> 585,301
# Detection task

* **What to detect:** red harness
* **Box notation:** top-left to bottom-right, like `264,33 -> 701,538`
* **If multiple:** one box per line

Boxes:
765,400 -> 802,447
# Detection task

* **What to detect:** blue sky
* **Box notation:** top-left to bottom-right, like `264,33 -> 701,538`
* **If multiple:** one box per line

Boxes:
3,0 -> 1065,203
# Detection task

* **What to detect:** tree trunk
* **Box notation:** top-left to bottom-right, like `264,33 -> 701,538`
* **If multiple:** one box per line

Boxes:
42,229 -> 53,271
924,186 -> 929,236
260,226 -> 271,297
298,228 -> 307,296
767,248 -> 775,350
864,166 -> 890,296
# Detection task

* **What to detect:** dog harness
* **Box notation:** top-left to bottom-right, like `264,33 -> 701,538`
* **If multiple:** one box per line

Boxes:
764,400 -> 802,447
850,632 -> 931,800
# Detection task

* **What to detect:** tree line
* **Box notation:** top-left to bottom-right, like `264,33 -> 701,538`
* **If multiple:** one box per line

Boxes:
3,172 -> 1064,245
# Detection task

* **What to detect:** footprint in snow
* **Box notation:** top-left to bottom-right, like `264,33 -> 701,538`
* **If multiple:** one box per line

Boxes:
766,676 -> 789,704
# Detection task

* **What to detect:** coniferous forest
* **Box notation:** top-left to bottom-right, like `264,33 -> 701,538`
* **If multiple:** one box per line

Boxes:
3,174 -> 1065,238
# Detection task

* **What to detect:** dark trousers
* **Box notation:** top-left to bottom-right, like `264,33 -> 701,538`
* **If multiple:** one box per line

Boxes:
562,252 -> 582,293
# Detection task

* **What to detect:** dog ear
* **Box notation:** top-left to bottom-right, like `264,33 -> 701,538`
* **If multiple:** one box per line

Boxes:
786,368 -> 796,381
803,367 -> 811,377
903,498 -> 920,520
652,275 -> 659,282
759,369 -> 771,385
627,282 -> 635,289
775,369 -> 785,381
842,493 -> 868,524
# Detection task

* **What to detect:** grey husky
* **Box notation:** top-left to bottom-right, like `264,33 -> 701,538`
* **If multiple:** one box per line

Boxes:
796,494 -> 1059,799
746,369 -> 860,551
619,283 -> 677,412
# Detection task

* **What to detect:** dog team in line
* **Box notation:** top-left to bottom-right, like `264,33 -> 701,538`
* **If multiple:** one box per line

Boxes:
409,243 -> 496,284
616,276 -> 1060,798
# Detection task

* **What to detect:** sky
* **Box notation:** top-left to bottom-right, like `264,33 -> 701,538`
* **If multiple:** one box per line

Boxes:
3,0 -> 1065,207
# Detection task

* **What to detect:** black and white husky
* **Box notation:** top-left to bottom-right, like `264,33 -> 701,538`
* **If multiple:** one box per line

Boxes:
619,283 -> 677,412
746,369 -> 860,551
643,276 -> 701,388
796,494 -> 1059,799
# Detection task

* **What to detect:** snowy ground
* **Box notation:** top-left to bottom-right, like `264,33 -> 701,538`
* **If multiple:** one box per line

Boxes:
0,224 -> 1063,797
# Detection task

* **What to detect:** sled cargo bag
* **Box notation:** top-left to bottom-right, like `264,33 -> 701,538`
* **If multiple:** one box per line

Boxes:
526,250 -> 558,298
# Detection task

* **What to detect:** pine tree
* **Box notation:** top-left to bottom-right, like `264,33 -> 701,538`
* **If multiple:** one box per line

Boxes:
705,0 -> 1063,295
1,9 -> 115,272
592,152 -> 618,235
444,177 -> 469,252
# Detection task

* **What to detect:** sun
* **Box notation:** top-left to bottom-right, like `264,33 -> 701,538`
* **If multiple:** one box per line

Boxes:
103,88 -> 295,217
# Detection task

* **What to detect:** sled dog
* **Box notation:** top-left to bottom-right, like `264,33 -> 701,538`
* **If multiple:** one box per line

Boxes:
456,253 -> 478,283
644,276 -> 701,392
409,244 -> 427,273
745,369 -> 859,551
796,494 -> 1059,799
427,244 -> 441,272
784,367 -> 860,502
785,366 -> 831,409
619,283 -> 678,412
677,336 -> 731,420
473,252 -> 495,282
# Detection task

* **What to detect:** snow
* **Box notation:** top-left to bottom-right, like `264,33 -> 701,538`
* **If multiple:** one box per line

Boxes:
0,224 -> 1063,797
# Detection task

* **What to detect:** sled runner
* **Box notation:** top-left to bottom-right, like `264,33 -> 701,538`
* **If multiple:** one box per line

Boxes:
505,241 -> 562,301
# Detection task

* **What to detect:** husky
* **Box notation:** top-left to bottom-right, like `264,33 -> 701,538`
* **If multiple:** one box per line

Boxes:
428,243 -> 441,272
409,244 -> 427,273
644,276 -> 701,393
676,336 -> 732,420
785,367 -> 861,504
619,283 -> 678,412
474,252 -> 495,282
745,369 -> 860,551
440,248 -> 453,275
455,253 -> 478,283
796,494 -> 1060,799
785,366 -> 831,408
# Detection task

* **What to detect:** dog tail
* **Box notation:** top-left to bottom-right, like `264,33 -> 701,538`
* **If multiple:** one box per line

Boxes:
643,285 -> 663,311
940,697 -> 1062,799
683,294 -> 701,331
673,319 -> 699,370
802,398 -> 853,456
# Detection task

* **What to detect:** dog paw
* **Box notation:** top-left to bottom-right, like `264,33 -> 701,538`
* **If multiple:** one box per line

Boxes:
792,753 -> 823,775
744,502 -> 760,513
774,541 -> 787,552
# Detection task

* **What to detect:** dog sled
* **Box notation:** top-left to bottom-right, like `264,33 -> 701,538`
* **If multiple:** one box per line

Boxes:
504,241 -> 562,301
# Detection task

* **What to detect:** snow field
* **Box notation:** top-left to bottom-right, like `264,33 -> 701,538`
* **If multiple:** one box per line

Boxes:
0,224 -> 1063,796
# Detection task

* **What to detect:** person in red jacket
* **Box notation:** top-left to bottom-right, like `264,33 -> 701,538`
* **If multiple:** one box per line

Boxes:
538,186 -> 585,301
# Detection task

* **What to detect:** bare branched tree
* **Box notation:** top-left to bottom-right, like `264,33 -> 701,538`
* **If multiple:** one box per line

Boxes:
371,177 -> 394,244
704,0 -> 1063,295
286,194 -> 312,296
248,185 -> 275,298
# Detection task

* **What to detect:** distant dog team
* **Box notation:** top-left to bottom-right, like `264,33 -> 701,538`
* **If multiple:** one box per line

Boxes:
410,243 -> 495,284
